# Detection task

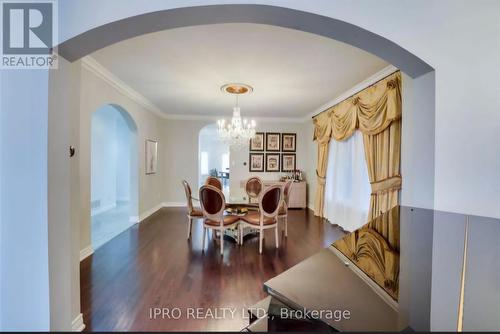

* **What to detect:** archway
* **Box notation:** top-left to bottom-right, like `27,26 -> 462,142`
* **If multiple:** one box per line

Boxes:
90,104 -> 138,249
198,124 -> 230,191
58,4 -> 432,78
45,3 -> 437,332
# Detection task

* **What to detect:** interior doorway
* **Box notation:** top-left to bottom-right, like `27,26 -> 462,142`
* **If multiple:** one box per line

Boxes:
198,124 -> 230,191
90,104 -> 138,249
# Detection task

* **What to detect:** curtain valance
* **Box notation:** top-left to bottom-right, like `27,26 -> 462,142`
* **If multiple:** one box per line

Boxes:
313,71 -> 401,141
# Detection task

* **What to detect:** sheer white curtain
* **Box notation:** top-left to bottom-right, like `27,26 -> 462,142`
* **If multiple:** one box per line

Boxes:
324,131 -> 371,232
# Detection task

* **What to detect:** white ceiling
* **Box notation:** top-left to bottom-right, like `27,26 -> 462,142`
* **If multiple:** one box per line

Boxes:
91,23 -> 388,119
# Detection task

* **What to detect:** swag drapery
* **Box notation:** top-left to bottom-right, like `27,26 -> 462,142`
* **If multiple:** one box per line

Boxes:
313,71 -> 402,221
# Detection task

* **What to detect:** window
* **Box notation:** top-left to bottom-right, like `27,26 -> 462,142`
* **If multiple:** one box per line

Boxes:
324,131 -> 371,232
200,151 -> 209,175
221,153 -> 229,172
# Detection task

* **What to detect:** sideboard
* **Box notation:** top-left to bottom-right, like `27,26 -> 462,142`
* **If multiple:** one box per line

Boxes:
263,181 -> 307,209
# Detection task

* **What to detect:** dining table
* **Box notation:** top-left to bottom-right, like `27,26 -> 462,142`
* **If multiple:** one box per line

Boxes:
222,192 -> 259,243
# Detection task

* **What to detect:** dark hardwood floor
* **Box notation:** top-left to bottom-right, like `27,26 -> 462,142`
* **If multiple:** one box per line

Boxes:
81,207 -> 345,331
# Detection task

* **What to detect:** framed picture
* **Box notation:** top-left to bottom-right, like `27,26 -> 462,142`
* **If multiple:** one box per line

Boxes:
249,153 -> 264,172
281,153 -> 296,171
282,133 -> 296,152
145,139 -> 158,174
266,132 -> 281,151
250,132 -> 265,151
265,153 -> 281,172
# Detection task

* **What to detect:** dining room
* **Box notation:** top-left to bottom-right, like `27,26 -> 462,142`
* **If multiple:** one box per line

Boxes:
6,1 -> 500,332
74,21 -> 393,331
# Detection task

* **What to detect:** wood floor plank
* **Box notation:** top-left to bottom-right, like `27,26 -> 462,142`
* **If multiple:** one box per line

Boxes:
81,207 -> 345,331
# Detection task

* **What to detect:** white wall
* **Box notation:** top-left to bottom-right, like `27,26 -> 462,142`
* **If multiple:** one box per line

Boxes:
91,107 -> 118,211
115,117 -> 131,201
91,105 -> 132,213
0,70 -> 50,330
401,72 -> 435,209
198,124 -> 229,186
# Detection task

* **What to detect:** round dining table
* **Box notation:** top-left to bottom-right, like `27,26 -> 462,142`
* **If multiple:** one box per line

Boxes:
222,192 -> 259,243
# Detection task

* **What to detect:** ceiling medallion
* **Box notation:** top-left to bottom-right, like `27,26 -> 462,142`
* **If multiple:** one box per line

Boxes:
220,83 -> 254,95
217,83 -> 256,149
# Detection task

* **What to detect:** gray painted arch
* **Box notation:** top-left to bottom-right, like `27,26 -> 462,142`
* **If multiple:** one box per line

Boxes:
58,4 -> 433,78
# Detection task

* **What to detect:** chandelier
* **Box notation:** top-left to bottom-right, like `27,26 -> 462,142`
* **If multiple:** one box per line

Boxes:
217,83 -> 256,148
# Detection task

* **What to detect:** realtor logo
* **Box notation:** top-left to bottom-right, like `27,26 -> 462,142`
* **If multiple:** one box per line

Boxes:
1,0 -> 58,69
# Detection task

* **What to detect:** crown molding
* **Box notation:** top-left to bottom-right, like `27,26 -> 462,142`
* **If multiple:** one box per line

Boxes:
81,56 -> 167,118
82,56 -> 396,124
304,65 -> 399,121
81,56 -> 306,123
163,113 -> 306,123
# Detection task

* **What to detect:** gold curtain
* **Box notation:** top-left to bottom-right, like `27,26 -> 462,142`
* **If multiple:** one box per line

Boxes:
312,71 -> 402,219
363,120 -> 401,221
312,112 -> 331,217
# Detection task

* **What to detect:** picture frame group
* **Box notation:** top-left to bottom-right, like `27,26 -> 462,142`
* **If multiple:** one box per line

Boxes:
249,132 -> 297,172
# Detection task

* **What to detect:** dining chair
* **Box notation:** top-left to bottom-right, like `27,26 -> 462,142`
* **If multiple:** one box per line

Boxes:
199,185 -> 240,255
205,176 -> 223,190
245,176 -> 263,203
182,180 -> 203,239
278,180 -> 293,237
241,185 -> 282,254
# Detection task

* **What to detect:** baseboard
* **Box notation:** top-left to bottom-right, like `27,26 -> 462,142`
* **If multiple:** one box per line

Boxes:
137,202 -> 185,222
71,313 -> 85,332
91,203 -> 116,216
79,245 -> 94,261
138,203 -> 165,222
162,201 -> 184,207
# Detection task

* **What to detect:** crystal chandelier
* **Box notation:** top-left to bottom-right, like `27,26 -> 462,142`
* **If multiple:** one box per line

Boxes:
217,84 -> 256,149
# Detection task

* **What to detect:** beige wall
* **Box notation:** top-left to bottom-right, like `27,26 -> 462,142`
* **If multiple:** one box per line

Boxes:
304,121 -> 317,209
162,119 -> 210,203
48,57 -> 82,330
162,119 -> 312,203
78,64 -> 166,251
229,122 -> 310,198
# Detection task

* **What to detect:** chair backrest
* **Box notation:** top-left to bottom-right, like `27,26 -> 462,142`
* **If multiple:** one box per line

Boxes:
259,185 -> 282,218
182,180 -> 194,213
205,176 -> 222,190
245,177 -> 263,199
199,185 -> 225,222
283,180 -> 294,206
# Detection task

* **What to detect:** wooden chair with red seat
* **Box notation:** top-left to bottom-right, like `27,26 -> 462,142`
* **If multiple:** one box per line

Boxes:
182,180 -> 203,239
241,185 -> 282,254
278,180 -> 294,237
205,176 -> 223,190
245,176 -> 263,204
199,185 -> 240,255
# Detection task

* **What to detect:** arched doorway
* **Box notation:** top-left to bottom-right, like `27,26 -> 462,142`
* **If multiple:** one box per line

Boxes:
198,124 -> 230,191
90,104 -> 138,249
41,3 -> 438,332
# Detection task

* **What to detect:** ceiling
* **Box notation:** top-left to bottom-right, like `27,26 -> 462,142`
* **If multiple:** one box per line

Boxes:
91,23 -> 388,120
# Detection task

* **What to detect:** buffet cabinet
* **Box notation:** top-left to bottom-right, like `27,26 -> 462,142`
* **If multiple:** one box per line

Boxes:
263,181 -> 307,209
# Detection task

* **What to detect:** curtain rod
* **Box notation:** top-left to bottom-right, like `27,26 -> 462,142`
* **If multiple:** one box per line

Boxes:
311,70 -> 400,119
